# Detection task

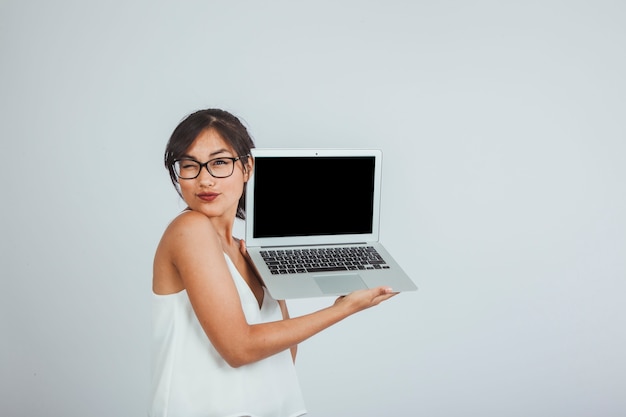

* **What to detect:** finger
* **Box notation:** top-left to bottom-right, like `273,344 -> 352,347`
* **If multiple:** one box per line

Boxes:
239,239 -> 247,254
372,286 -> 398,303
373,286 -> 394,297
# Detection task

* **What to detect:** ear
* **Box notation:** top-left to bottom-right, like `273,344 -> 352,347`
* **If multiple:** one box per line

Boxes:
243,156 -> 254,182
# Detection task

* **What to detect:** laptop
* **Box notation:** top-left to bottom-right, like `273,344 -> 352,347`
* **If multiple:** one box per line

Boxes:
244,148 -> 417,299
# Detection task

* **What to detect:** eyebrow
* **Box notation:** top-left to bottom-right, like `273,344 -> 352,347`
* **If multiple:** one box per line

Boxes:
181,148 -> 233,160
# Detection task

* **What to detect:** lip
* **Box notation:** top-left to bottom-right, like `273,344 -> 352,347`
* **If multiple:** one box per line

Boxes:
197,192 -> 219,202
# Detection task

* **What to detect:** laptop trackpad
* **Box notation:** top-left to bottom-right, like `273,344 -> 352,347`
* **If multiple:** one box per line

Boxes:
314,274 -> 368,295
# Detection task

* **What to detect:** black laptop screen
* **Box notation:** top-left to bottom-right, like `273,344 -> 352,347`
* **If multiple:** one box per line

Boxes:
251,156 -> 376,238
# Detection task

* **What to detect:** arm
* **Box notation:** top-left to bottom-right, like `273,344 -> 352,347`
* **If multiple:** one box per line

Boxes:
237,238 -> 298,363
277,299 -> 297,362
164,211 -> 396,368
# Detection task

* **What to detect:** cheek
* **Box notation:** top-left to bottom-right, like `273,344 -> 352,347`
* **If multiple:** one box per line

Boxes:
230,179 -> 245,198
178,181 -> 195,200
229,171 -> 247,193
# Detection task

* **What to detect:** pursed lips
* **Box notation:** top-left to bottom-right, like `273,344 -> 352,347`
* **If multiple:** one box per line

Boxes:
197,192 -> 219,202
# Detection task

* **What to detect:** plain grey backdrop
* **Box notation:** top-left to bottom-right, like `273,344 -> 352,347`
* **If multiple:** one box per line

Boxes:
1,1 -> 625,416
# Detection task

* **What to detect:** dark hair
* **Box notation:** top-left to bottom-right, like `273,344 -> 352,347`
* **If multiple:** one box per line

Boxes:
164,109 -> 255,220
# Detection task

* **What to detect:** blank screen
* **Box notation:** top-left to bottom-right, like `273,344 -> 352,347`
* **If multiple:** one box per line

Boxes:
252,156 -> 375,238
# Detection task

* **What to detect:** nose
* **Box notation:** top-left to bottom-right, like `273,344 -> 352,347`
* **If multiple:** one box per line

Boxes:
197,164 -> 216,185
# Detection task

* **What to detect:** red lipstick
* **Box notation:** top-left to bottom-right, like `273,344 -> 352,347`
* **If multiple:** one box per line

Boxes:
197,192 -> 219,202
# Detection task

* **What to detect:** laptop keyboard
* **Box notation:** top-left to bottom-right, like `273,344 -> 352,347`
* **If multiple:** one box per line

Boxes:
260,246 -> 390,275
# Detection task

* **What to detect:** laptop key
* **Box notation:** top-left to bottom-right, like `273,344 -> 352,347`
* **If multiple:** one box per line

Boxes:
306,266 -> 348,273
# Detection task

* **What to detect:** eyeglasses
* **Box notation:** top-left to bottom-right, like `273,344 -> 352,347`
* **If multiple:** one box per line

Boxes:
173,155 -> 250,179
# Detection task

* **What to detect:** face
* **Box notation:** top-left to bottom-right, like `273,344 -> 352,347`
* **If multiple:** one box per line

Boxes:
178,128 -> 252,220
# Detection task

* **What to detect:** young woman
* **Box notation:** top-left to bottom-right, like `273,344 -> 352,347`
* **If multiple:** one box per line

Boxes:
149,109 -> 396,417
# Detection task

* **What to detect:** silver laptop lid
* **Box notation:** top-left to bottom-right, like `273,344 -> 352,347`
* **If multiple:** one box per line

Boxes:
245,148 -> 383,247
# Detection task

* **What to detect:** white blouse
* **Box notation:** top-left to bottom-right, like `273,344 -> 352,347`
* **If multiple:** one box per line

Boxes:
149,254 -> 306,417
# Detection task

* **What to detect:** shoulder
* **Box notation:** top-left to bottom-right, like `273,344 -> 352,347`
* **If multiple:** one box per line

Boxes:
164,210 -> 216,240
159,211 -> 221,259
154,211 -> 216,294
169,209 -> 214,229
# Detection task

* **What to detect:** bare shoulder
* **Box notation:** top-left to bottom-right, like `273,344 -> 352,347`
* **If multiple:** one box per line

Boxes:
153,211 -> 221,294
167,210 -> 214,234
163,211 -> 223,262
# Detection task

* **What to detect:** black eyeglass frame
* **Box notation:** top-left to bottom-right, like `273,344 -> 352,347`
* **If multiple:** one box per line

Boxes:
173,154 -> 251,179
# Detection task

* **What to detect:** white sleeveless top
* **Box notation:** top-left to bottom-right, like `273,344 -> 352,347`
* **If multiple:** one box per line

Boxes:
149,254 -> 306,417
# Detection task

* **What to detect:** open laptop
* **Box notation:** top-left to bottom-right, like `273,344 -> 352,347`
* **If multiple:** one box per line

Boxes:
244,148 -> 417,299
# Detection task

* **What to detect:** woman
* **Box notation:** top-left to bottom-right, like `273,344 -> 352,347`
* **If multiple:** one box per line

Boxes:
149,109 -> 396,417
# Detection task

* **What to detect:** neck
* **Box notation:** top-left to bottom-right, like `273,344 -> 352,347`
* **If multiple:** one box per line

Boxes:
208,214 -> 237,246
183,206 -> 238,246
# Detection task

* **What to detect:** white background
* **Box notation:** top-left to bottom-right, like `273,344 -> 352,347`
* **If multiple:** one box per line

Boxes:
1,1 -> 625,416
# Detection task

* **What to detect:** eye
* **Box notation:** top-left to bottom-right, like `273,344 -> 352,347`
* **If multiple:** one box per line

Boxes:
210,158 -> 230,166
181,161 -> 198,169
